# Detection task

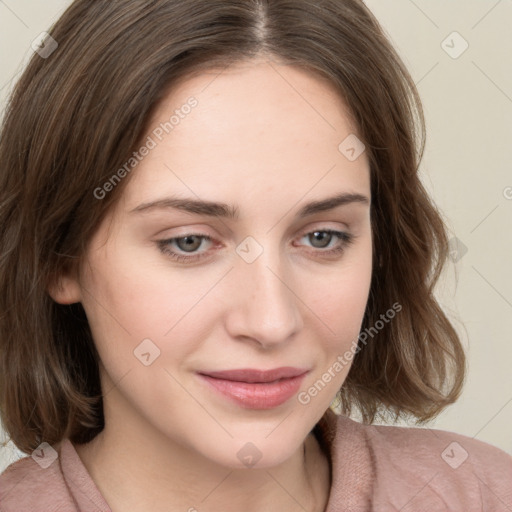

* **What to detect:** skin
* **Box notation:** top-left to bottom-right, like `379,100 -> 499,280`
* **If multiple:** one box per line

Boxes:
50,57 -> 372,512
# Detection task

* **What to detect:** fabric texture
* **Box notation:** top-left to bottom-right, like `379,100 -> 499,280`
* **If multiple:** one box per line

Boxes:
1,409 -> 511,511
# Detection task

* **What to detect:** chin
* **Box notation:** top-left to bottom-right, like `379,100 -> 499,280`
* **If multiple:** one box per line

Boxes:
208,427 -> 310,470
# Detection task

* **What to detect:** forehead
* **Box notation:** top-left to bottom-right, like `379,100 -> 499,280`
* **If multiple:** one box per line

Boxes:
121,59 -> 370,213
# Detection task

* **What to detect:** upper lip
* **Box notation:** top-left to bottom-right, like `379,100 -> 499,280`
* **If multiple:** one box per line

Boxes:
199,367 -> 309,383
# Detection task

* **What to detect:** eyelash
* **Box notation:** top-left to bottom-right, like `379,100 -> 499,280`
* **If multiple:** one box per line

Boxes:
157,229 -> 356,263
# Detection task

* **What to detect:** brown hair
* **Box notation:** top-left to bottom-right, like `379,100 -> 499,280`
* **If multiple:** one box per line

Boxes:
0,0 -> 465,454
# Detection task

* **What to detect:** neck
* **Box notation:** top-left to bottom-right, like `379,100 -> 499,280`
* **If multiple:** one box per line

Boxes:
74,407 -> 331,512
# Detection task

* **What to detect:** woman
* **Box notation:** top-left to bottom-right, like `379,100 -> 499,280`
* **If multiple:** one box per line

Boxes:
0,1 -> 510,511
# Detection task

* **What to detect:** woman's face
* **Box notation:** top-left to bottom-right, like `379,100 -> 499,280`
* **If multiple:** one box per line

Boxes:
64,59 -> 372,468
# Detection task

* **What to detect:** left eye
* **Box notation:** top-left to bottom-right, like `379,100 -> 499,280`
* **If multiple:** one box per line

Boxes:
300,230 -> 347,249
157,229 -> 355,263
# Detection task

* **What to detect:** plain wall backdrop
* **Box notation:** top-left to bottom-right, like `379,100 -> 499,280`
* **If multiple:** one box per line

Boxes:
0,0 -> 511,472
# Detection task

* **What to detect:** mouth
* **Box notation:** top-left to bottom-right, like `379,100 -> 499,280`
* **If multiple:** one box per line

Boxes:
197,367 -> 309,410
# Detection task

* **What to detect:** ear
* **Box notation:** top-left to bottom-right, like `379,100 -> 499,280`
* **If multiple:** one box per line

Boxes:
47,268 -> 82,305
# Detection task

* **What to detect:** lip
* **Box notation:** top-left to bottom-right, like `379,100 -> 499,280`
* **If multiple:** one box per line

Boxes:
198,367 -> 309,409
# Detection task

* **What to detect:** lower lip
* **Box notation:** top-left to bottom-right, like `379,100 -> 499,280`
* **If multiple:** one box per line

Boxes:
199,373 -> 307,409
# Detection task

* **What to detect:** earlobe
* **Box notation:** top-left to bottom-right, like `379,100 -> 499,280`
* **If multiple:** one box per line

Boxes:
47,273 -> 82,305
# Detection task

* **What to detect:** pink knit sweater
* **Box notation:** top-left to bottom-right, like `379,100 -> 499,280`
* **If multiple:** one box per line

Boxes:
1,410 -> 511,511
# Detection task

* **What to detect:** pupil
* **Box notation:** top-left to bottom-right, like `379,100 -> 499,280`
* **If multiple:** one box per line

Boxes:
179,236 -> 201,252
312,231 -> 330,248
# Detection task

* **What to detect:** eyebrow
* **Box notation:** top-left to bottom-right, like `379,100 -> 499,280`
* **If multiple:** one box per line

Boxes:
129,192 -> 369,220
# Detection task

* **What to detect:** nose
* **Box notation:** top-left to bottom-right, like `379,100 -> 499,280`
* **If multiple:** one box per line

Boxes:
224,249 -> 303,349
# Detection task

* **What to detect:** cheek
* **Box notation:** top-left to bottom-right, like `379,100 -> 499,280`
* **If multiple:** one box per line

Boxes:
317,283 -> 370,377
294,262 -> 372,414
310,252 -> 372,345
299,242 -> 372,383
78,247 -> 215,377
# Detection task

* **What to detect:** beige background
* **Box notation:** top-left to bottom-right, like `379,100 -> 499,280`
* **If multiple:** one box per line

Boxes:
1,0 -> 511,472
